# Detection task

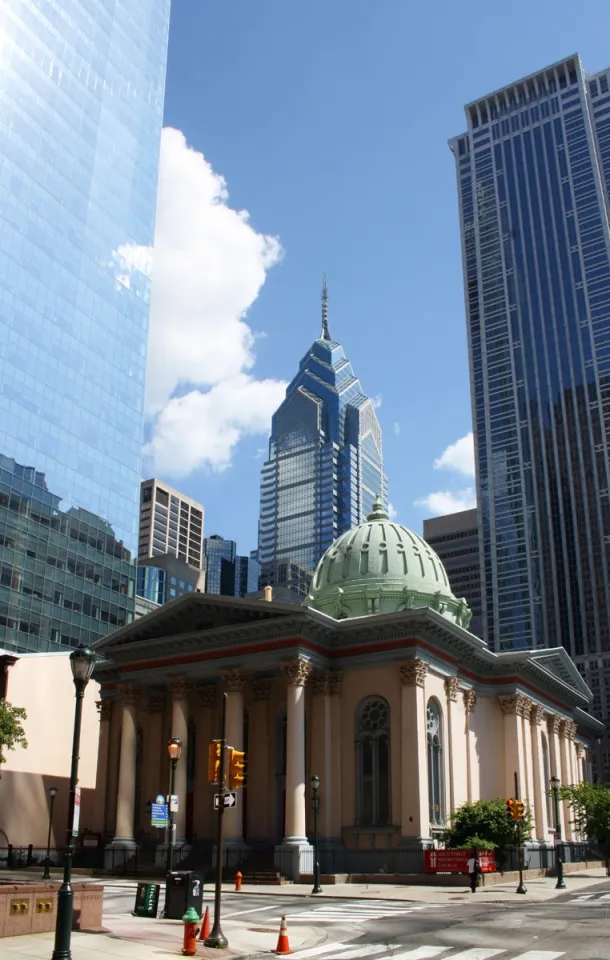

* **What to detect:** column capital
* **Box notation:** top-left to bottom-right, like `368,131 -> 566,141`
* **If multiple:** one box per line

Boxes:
197,683 -> 217,708
119,683 -> 140,706
559,718 -> 577,740
545,712 -> 562,734
328,671 -> 343,697
499,693 -> 531,717
576,742 -> 585,759
96,699 -> 113,721
444,676 -> 460,702
462,689 -> 477,714
399,659 -> 428,687
311,670 -> 332,696
281,656 -> 312,687
168,677 -> 193,700
147,691 -> 166,713
251,677 -> 272,701
220,669 -> 248,692
530,703 -> 544,726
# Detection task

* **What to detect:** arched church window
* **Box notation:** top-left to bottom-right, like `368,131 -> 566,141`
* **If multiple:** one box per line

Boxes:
541,732 -> 552,826
427,699 -> 445,826
356,697 -> 390,825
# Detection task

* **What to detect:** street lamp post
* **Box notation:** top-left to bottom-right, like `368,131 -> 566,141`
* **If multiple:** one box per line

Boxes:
52,646 -> 96,960
166,737 -> 182,876
42,785 -> 58,880
310,775 -> 322,895
550,775 -> 566,890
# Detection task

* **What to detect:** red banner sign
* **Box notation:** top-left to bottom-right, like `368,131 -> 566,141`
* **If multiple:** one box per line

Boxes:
424,849 -> 496,874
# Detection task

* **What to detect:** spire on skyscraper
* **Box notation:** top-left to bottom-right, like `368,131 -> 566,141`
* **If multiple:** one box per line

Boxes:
321,273 -> 330,341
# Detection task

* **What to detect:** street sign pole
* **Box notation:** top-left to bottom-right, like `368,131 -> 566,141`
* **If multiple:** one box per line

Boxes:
514,770 -> 527,895
205,692 -> 228,950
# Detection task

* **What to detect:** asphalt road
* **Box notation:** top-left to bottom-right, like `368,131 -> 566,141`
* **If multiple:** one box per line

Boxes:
102,881 -> 610,960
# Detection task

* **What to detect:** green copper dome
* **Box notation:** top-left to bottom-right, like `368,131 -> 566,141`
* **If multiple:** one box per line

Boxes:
303,496 -> 472,628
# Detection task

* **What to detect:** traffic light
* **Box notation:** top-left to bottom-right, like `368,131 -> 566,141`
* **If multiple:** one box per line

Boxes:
515,801 -> 525,821
208,742 -> 221,784
506,798 -> 516,820
228,748 -> 246,789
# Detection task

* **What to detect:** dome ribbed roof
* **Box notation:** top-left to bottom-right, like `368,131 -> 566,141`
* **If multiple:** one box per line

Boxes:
303,496 -> 472,627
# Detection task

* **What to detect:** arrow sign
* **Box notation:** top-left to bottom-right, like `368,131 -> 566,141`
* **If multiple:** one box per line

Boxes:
214,791 -> 237,810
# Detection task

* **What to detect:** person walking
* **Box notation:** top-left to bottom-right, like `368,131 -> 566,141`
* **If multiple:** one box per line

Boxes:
467,848 -> 481,893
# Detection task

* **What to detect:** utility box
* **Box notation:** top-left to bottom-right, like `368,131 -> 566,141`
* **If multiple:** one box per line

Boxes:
133,883 -> 160,918
164,872 -> 203,921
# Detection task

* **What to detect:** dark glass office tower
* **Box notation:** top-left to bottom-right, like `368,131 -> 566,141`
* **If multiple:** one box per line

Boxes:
450,55 -> 610,770
0,1 -> 171,652
258,279 -> 387,584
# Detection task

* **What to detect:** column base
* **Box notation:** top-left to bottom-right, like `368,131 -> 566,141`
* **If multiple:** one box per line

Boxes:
105,838 -> 137,871
274,840 -> 313,882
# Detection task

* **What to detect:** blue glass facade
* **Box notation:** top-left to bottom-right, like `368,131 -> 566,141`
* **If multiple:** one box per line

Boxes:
258,286 -> 387,578
0,0 -> 170,652
451,56 -> 610,756
204,536 -> 237,595
136,565 -> 167,606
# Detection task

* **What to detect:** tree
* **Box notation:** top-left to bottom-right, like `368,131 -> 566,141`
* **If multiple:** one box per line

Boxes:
559,782 -> 610,873
444,798 -> 532,851
0,698 -> 28,765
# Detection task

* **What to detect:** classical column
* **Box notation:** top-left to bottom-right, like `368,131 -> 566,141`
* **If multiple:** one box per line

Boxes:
193,684 -> 216,840
221,669 -> 247,843
311,671 -> 333,838
546,714 -> 564,836
168,678 -> 192,842
92,699 -> 112,834
281,657 -> 312,844
143,692 -> 166,829
576,743 -> 585,785
399,659 -> 429,843
443,677 -> 459,814
568,722 -> 579,786
558,720 -> 574,840
113,684 -> 140,845
530,704 -> 548,841
329,672 -> 343,840
520,698 -> 535,814
463,690 -> 477,804
248,678 -> 271,841
499,694 -> 528,800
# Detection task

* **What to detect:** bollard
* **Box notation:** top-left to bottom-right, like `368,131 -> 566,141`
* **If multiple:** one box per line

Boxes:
181,906 -> 200,956
234,871 -> 243,892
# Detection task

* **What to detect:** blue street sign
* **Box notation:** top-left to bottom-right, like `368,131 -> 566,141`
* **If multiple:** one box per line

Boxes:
151,802 -> 168,828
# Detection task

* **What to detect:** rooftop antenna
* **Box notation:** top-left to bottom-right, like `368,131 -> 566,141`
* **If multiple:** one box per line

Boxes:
321,274 -> 330,341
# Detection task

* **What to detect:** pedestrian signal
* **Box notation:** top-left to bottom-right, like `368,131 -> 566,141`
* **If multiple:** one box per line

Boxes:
228,748 -> 246,789
208,742 -> 221,784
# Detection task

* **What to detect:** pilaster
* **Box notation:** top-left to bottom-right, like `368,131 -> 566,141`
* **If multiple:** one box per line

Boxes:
499,694 -> 529,801
248,678 -> 271,840
443,676 -> 459,814
194,684 -> 217,840
220,669 -> 247,843
311,671 -> 333,838
168,677 -> 192,842
399,659 -> 429,844
463,689 -> 477,804
113,684 -> 140,846
275,657 -> 312,880
529,704 -> 548,841
92,699 -> 112,834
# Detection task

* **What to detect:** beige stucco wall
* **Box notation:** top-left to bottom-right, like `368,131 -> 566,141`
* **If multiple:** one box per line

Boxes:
0,652 -> 100,847
471,695 -> 505,799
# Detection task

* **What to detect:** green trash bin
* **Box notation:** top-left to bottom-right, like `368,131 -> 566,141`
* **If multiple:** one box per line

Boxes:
133,882 -> 160,918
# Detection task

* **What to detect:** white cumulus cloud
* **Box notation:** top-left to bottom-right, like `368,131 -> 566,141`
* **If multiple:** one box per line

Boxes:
131,127 -> 285,475
415,489 -> 477,516
393,422 -> 401,436
433,432 -> 475,477
388,502 -> 398,521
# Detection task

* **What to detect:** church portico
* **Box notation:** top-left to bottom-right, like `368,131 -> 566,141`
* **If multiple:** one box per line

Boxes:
93,500 -> 603,880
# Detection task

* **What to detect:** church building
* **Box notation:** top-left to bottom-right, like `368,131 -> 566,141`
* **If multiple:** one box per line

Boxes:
93,498 -> 602,879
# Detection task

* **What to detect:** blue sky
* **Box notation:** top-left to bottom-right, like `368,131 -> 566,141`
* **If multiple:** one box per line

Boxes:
146,0 -> 610,555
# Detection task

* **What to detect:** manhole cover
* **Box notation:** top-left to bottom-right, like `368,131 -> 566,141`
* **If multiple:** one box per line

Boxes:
248,927 -> 276,933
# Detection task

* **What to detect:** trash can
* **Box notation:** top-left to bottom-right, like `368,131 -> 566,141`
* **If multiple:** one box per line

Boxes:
164,871 -> 204,920
133,882 -> 160,918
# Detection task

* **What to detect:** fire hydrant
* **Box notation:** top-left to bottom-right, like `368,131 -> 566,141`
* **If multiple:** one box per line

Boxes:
181,907 -> 200,956
235,870 -> 243,892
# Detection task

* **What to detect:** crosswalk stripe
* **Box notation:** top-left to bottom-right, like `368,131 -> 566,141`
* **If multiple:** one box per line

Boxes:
309,945 -> 382,959
512,952 -> 564,960
599,893 -> 610,900
445,950 -> 505,960
389,948 -> 450,959
293,944 -> 346,959
572,894 -> 594,901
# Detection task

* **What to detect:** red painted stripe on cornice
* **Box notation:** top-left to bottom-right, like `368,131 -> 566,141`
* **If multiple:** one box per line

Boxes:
459,666 -> 575,712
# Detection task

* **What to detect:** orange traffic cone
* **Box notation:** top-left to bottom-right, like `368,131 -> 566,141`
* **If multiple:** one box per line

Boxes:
199,906 -> 210,941
275,915 -> 292,955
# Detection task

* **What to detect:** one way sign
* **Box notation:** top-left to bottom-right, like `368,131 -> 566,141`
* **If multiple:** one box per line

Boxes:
214,791 -> 237,810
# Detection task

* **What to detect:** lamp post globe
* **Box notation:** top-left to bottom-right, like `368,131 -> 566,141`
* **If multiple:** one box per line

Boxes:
310,775 -> 322,895
52,646 -> 96,960
550,776 -> 566,890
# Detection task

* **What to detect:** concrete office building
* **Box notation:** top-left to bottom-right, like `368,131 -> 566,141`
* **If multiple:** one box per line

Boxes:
450,55 -> 610,775
423,509 -> 483,638
139,480 -> 204,570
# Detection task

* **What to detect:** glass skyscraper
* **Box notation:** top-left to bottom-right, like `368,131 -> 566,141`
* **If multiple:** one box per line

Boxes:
0,0 -> 170,652
450,55 -> 610,769
258,279 -> 387,583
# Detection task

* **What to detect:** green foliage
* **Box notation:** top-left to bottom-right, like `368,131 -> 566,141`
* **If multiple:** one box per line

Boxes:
0,698 -> 28,765
453,836 -> 497,851
558,782 -> 610,845
444,798 -> 532,849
